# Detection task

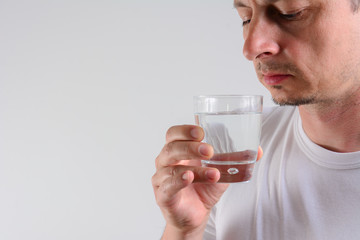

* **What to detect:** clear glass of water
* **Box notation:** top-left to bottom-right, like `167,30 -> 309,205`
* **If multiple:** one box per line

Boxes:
194,95 -> 263,183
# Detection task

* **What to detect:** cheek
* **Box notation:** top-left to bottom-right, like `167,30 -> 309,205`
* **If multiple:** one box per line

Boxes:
284,33 -> 328,84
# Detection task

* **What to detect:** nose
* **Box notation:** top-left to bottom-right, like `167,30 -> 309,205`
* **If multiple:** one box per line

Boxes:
242,17 -> 280,61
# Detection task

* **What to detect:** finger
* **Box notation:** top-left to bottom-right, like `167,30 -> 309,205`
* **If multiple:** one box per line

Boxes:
156,141 -> 213,168
153,167 -> 220,206
152,165 -> 220,190
165,125 -> 204,143
153,169 -> 193,207
257,146 -> 263,161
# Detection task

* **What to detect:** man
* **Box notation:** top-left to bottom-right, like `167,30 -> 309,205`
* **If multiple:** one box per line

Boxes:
152,0 -> 360,239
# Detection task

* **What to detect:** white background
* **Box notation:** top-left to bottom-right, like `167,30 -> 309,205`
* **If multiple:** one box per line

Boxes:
0,0 -> 274,239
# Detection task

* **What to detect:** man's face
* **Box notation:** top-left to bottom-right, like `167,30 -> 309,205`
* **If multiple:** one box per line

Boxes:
235,0 -> 360,106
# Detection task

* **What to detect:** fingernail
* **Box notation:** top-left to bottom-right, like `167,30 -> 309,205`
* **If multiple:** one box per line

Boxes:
199,144 -> 210,156
182,171 -> 189,181
190,128 -> 201,139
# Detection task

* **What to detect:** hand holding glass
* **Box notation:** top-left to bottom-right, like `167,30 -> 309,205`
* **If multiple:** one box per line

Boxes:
194,95 -> 263,183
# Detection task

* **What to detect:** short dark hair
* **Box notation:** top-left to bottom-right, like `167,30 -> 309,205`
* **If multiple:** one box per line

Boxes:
233,0 -> 360,12
351,0 -> 360,11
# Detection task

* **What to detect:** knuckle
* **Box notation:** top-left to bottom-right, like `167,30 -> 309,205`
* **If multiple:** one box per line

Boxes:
166,125 -> 194,142
165,126 -> 176,142
164,142 -> 174,157
151,173 -> 157,186
155,154 -> 161,168
156,142 -> 175,168
169,166 -> 178,177
157,182 -> 171,201
182,142 -> 193,159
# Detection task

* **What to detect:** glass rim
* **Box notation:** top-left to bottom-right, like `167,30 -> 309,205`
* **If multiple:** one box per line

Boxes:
194,94 -> 263,114
194,94 -> 263,99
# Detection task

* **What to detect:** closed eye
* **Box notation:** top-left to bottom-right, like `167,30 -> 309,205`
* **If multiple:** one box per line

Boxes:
242,19 -> 251,26
279,10 -> 304,20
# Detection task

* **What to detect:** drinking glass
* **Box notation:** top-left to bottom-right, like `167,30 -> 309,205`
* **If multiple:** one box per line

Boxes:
194,95 -> 263,183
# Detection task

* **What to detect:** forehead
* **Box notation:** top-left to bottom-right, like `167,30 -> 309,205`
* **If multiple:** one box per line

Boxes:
234,0 -> 279,7
233,0 -> 318,8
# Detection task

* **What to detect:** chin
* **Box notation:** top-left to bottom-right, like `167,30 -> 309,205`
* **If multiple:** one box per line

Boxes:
272,95 -> 317,106
269,85 -> 318,106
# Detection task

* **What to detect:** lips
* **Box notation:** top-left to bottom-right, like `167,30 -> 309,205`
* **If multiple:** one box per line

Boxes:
263,74 -> 292,85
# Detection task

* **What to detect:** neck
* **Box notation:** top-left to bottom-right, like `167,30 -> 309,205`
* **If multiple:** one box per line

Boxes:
299,92 -> 360,153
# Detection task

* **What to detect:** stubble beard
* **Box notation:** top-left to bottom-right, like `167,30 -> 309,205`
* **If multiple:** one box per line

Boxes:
271,85 -> 318,106
272,96 -> 317,106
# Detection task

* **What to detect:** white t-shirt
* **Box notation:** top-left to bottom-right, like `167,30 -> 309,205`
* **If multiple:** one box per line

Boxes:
204,106 -> 360,240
